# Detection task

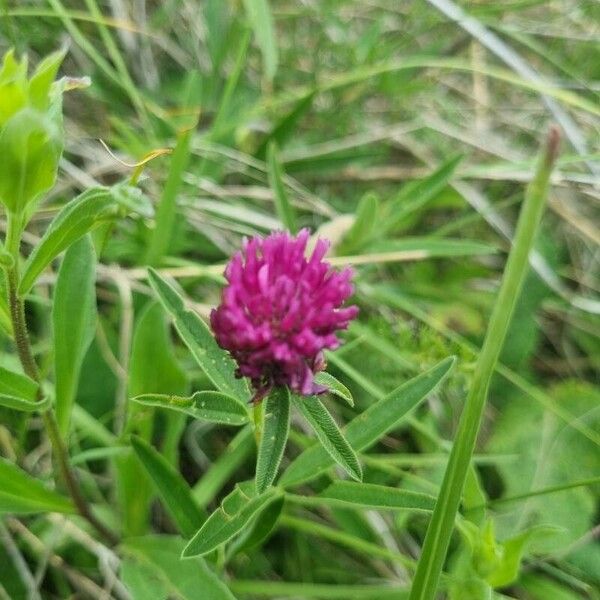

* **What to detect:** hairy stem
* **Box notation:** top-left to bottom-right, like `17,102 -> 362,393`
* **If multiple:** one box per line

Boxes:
4,218 -> 118,545
253,401 -> 264,447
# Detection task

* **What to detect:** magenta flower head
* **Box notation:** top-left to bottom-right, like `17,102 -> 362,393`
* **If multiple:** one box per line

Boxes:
211,229 -> 358,403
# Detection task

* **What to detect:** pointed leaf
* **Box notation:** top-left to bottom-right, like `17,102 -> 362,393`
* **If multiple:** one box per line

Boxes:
313,372 -> 354,407
133,391 -> 248,426
383,154 -> 463,234
340,192 -> 379,253
147,269 -> 249,403
293,395 -> 361,481
0,457 -> 74,514
29,49 -> 66,110
183,482 -> 281,558
317,481 -> 436,512
0,393 -> 50,413
256,387 -> 291,493
280,357 -> 456,487
256,91 -> 315,158
242,0 -> 278,82
267,142 -> 297,233
130,436 -> 205,537
53,235 -> 97,435
0,366 -> 38,400
20,187 -> 118,295
231,496 -> 285,554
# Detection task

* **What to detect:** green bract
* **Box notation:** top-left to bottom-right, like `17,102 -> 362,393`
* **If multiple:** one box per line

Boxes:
0,49 -> 65,215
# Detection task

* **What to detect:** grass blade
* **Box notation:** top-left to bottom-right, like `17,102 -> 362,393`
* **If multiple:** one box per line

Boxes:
242,0 -> 278,82
267,142 -> 297,233
408,128 -> 560,600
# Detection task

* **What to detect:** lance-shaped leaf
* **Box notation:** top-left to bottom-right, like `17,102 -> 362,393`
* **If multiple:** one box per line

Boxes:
242,0 -> 278,82
292,395 -> 361,481
0,457 -> 74,514
0,366 -> 38,400
280,357 -> 455,487
130,436 -> 205,537
20,186 -> 119,295
316,481 -> 436,512
183,482 -> 281,558
267,142 -> 297,233
313,371 -> 354,407
147,269 -> 249,403
256,387 -> 291,494
53,235 -> 97,435
0,393 -> 50,413
133,391 -> 248,426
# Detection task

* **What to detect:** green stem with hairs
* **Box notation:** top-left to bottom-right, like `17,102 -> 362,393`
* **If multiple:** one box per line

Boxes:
4,213 -> 118,546
253,400 -> 264,446
408,127 -> 561,600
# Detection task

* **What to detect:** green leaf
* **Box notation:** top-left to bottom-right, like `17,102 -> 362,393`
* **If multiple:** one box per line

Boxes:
120,558 -> 169,600
486,526 -> 559,588
280,357 -> 455,487
130,436 -> 205,538
383,154 -> 463,234
129,302 -> 188,397
242,0 -> 278,82
256,387 -> 291,493
0,107 -> 62,213
256,91 -> 315,158
0,457 -> 74,514
366,238 -> 498,259
183,482 -> 281,558
52,235 -> 97,436
487,379 -> 600,554
231,496 -> 285,554
123,536 -> 236,599
292,395 -> 362,481
0,393 -> 50,413
0,366 -> 38,400
147,269 -> 249,403
317,481 -> 436,512
28,49 -> 65,110
133,391 -> 248,426
19,186 -> 123,295
192,426 -> 255,508
0,50 -> 28,127
313,371 -> 354,407
267,142 -> 297,233
340,192 -> 379,254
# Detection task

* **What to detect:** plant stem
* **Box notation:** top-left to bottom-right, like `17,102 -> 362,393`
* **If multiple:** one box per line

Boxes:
253,401 -> 264,446
408,127 -> 560,600
41,410 -> 118,545
4,222 -> 118,546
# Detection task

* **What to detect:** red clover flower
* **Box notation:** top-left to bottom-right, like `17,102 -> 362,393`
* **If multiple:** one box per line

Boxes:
211,229 -> 358,403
